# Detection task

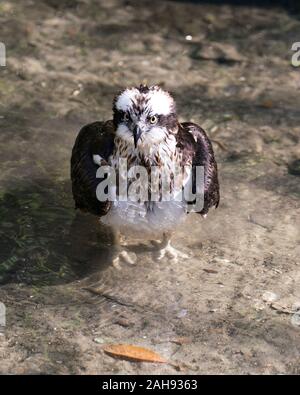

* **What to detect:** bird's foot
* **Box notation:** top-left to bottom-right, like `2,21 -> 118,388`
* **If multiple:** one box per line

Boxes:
112,250 -> 137,270
156,243 -> 189,262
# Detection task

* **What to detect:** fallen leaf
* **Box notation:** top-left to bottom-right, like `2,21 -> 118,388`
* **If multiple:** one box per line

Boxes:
203,268 -> 218,274
270,302 -> 295,314
261,100 -> 274,109
103,344 -> 168,364
171,336 -> 192,345
115,318 -> 133,328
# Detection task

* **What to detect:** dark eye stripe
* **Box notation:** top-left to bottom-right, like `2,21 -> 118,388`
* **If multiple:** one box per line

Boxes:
123,112 -> 132,122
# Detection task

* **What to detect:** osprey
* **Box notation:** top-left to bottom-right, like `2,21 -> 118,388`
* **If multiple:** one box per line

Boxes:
71,85 -> 219,264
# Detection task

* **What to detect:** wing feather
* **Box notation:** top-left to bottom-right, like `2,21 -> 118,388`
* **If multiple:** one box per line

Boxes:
70,121 -> 115,216
176,122 -> 220,215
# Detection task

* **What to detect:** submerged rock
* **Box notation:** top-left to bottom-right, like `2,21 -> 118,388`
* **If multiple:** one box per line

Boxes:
288,159 -> 300,176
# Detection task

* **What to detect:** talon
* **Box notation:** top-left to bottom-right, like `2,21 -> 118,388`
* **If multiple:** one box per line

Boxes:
112,257 -> 122,270
157,245 -> 189,262
119,250 -> 137,265
112,250 -> 137,268
154,234 -> 190,262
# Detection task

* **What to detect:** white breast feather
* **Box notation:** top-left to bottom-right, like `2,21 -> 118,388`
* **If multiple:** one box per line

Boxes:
100,136 -> 188,237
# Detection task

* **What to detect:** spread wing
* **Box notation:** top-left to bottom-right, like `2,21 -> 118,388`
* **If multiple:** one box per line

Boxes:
176,122 -> 220,215
70,120 -> 115,216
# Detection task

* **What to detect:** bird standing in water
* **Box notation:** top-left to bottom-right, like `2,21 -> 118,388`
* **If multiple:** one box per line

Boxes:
71,85 -> 219,265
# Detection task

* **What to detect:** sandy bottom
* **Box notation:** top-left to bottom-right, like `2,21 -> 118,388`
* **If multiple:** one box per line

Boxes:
0,0 -> 300,374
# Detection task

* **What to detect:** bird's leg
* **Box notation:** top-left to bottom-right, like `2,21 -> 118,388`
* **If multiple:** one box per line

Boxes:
112,229 -> 137,269
155,232 -> 189,262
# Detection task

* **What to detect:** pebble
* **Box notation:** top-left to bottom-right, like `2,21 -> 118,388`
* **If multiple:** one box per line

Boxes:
177,309 -> 188,318
292,302 -> 300,311
93,337 -> 105,344
115,318 -> 133,328
262,291 -> 279,303
288,159 -> 300,176
223,113 -> 233,121
254,300 -> 265,311
291,314 -> 300,328
72,89 -> 80,97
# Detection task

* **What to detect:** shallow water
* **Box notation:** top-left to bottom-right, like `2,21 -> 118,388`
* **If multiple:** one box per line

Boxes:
0,0 -> 300,375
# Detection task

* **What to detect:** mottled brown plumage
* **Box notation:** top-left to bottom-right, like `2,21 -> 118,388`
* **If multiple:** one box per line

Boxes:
177,122 -> 219,215
71,85 -> 219,262
71,117 -> 219,218
71,120 -> 115,216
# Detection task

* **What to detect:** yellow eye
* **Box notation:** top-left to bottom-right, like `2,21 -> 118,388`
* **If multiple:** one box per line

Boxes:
150,115 -> 158,124
124,113 -> 129,122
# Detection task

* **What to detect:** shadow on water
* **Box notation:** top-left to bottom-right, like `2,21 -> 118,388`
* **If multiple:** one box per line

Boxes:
171,0 -> 300,12
0,179 -> 115,286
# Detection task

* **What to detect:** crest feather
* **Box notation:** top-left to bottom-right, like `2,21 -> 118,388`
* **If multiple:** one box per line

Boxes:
114,85 -> 175,116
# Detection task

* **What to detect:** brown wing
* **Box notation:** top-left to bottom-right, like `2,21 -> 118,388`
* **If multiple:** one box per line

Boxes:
70,120 -> 115,217
176,122 -> 220,215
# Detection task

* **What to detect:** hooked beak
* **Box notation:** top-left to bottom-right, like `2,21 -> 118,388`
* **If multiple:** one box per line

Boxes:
133,125 -> 142,148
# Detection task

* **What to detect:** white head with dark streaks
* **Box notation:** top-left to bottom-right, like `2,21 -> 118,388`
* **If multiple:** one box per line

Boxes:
113,85 -> 178,150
